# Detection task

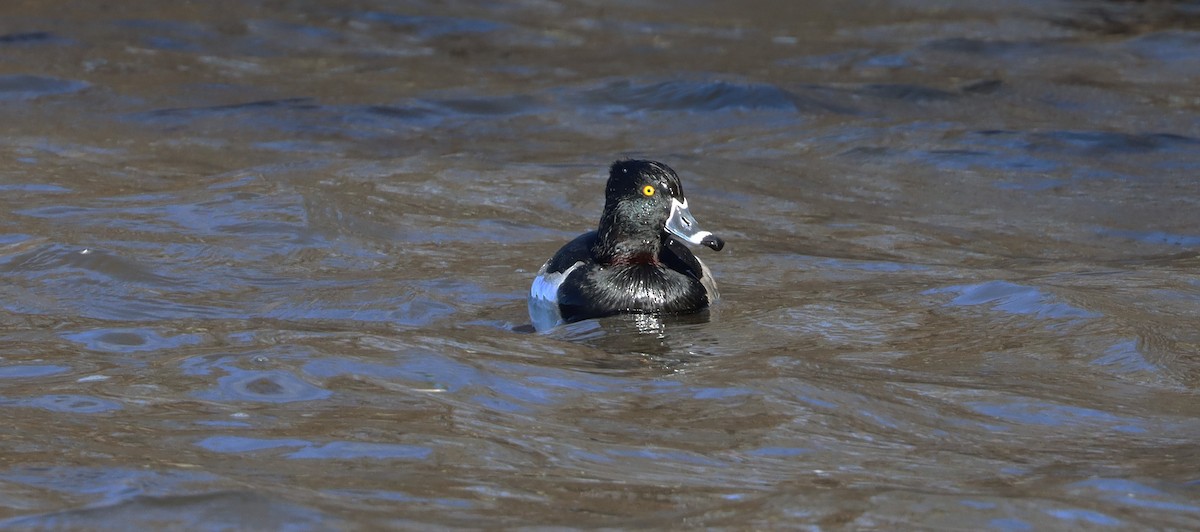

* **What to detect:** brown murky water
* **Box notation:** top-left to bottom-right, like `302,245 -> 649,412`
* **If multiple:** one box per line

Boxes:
2,0 -> 1199,529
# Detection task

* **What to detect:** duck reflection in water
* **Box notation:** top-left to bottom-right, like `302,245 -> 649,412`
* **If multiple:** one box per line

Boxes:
548,310 -> 719,370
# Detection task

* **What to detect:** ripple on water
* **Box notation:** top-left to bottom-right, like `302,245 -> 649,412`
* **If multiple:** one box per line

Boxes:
0,31 -> 68,47
1096,228 -> 1200,249
1044,509 -> 1123,527
304,352 -> 475,393
1092,340 -> 1161,379
744,447 -> 812,458
196,436 -> 432,460
1067,478 -> 1200,516
287,442 -> 432,460
0,244 -> 178,286
322,489 -> 475,509
577,79 -> 799,112
347,93 -> 547,132
302,351 -> 643,413
0,394 -> 122,413
263,293 -> 455,325
352,12 -> 506,38
0,490 -> 330,530
1031,130 -> 1200,156
124,98 -> 320,131
989,517 -> 1034,531
0,184 -> 72,193
859,83 -> 959,102
195,436 -> 311,453
0,75 -> 88,100
966,398 -> 1145,434
61,327 -> 204,353
926,280 -> 1101,319
431,94 -> 541,116
113,19 -> 217,53
0,365 -> 69,378
1123,30 -> 1200,62
196,369 -> 331,403
0,467 -> 222,501
969,129 -> 1200,168
763,304 -> 899,346
0,234 -> 33,247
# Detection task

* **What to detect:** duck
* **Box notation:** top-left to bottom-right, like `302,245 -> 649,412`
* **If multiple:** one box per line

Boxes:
528,159 -> 725,331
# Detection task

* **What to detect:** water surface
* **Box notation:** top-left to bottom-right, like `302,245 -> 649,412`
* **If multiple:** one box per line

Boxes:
1,0 -> 1199,529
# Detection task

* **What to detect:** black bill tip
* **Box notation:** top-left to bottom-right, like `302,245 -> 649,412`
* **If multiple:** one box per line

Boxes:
701,235 -> 725,252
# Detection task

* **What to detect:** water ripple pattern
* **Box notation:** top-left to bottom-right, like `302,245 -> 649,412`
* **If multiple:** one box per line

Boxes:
0,0 -> 1198,529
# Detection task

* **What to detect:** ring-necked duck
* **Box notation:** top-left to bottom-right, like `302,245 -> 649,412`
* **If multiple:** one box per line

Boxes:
528,159 -> 724,331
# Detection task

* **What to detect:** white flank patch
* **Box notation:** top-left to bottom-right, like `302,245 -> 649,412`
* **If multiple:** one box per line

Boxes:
528,261 -> 583,332
530,261 -> 582,303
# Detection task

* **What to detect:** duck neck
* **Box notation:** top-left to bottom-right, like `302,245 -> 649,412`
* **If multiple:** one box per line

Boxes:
595,213 -> 663,266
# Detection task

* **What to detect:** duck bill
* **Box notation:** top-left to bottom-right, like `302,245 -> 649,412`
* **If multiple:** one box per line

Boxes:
665,198 -> 724,251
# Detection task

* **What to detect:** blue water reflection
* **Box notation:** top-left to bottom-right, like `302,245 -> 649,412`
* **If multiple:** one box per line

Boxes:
927,281 -> 1100,319
0,394 -> 122,413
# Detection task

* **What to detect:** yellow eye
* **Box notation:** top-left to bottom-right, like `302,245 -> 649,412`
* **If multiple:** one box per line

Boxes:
641,185 -> 655,197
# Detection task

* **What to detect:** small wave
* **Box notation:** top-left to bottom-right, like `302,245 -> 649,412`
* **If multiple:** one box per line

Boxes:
197,369 -> 332,403
1,394 -> 122,413
927,280 -> 1100,319
578,79 -> 799,112
0,75 -> 88,100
